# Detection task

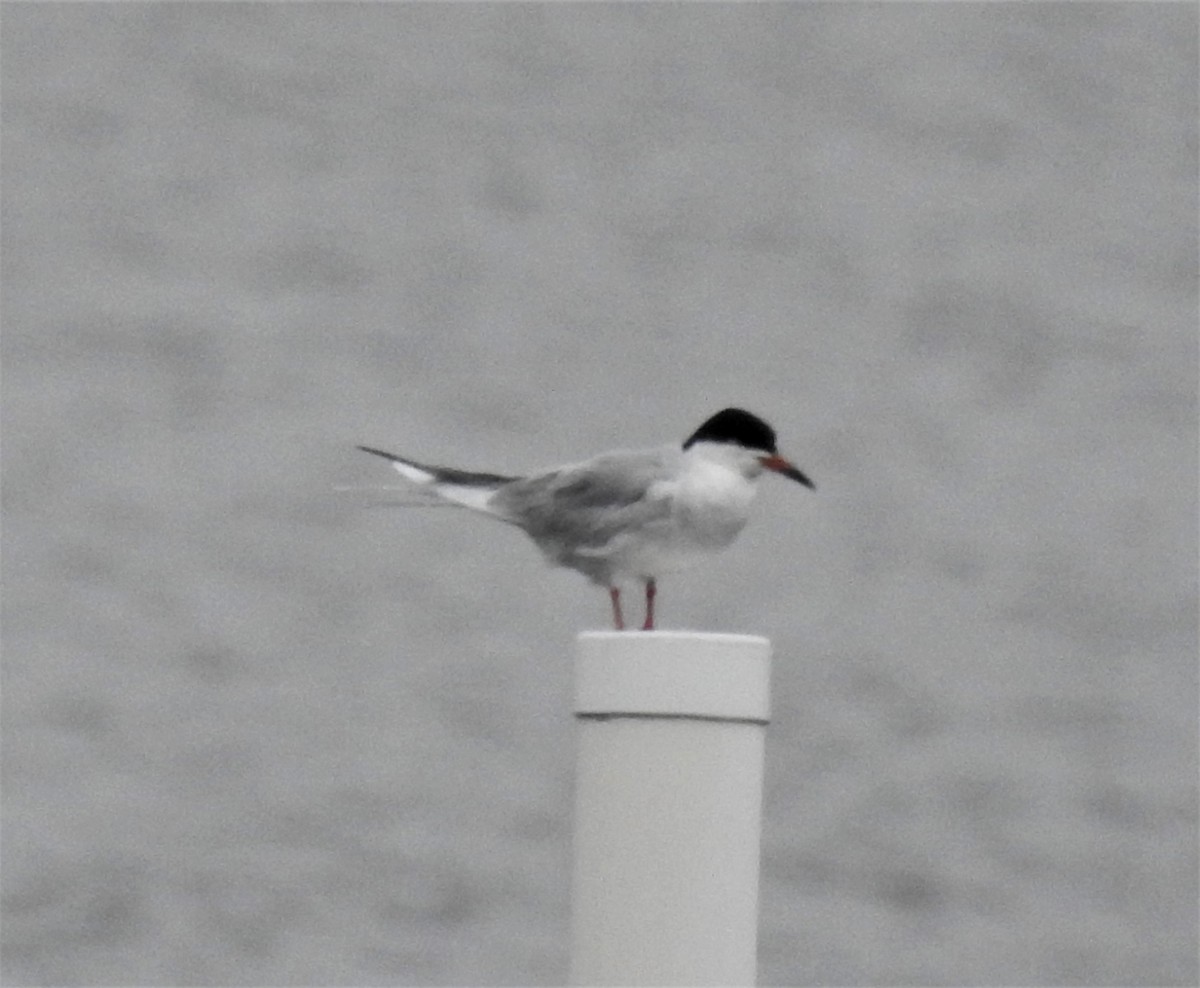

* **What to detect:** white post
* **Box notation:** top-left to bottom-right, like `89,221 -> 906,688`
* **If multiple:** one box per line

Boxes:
569,631 -> 771,987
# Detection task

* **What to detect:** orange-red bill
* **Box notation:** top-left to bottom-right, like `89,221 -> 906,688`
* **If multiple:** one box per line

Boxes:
760,454 -> 815,490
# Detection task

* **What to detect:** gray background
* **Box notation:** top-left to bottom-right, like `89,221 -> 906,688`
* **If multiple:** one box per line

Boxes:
2,4 -> 1196,985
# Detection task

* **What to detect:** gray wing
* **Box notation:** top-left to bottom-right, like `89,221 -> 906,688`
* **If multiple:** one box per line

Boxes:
490,449 -> 675,551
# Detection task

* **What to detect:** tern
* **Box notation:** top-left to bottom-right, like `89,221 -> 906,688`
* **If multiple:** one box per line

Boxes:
357,407 -> 814,630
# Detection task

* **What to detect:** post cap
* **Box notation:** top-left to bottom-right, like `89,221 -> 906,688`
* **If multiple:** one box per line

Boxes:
575,631 -> 771,723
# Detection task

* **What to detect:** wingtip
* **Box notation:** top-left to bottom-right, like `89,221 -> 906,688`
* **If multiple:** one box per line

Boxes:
356,444 -> 400,462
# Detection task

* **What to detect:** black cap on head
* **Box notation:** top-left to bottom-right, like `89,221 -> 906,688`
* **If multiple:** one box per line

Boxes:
683,408 -> 778,453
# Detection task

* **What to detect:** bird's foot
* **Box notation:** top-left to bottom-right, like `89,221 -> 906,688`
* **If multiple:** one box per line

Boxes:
609,586 -> 625,630
641,578 -> 656,631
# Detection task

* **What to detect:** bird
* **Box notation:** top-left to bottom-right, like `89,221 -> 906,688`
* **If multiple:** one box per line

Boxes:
357,407 -> 814,630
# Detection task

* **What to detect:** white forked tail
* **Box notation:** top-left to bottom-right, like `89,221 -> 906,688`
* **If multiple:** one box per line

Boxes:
420,482 -> 500,513
355,446 -> 511,515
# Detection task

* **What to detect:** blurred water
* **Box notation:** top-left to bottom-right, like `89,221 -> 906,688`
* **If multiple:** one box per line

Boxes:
2,5 -> 1196,985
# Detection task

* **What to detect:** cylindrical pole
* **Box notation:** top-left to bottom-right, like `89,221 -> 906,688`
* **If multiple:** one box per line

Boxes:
568,631 -> 771,987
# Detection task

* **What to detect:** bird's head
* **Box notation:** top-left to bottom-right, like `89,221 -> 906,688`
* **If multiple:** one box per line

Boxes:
683,408 -> 815,489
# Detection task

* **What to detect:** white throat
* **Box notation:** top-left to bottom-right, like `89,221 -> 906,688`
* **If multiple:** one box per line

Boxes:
670,443 -> 760,549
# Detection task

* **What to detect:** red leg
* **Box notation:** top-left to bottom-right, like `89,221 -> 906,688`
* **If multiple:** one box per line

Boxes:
641,578 -> 656,631
609,586 -> 624,630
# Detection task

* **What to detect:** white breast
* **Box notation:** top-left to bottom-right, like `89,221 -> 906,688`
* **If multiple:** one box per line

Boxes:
673,457 -> 757,549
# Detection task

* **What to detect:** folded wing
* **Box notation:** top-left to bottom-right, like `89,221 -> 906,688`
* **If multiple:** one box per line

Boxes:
491,450 -> 675,554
